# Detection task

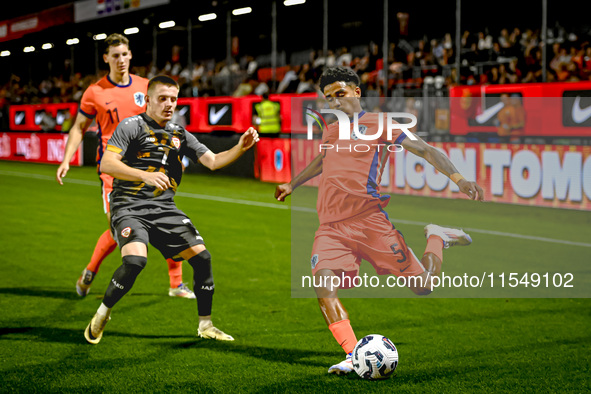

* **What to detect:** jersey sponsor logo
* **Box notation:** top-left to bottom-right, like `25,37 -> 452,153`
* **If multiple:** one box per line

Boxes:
172,136 -> 180,150
145,137 -> 156,142
134,92 -> 146,107
121,226 -> 132,238
311,254 -> 319,269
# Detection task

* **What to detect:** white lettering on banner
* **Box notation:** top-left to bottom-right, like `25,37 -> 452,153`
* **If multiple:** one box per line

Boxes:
0,133 -> 11,157
11,17 -> 38,33
405,152 -> 425,190
509,150 -> 542,198
0,24 -> 7,38
16,134 -> 41,160
483,150 -> 512,196
395,147 -> 405,188
583,156 -> 591,200
541,152 -> 582,202
47,139 -> 65,162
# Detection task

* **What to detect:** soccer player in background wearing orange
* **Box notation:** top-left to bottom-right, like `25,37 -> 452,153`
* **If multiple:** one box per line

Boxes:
275,67 -> 485,375
56,34 -> 194,299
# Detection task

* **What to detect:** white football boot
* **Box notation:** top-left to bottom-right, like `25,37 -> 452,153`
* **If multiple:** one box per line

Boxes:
328,353 -> 354,375
168,283 -> 196,299
197,322 -> 234,341
424,224 -> 472,248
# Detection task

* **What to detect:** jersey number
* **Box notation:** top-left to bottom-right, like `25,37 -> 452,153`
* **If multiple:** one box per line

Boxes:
390,243 -> 407,264
106,108 -> 120,124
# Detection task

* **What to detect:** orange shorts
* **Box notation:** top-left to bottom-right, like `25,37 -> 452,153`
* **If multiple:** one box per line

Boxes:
311,208 -> 425,288
99,171 -> 114,214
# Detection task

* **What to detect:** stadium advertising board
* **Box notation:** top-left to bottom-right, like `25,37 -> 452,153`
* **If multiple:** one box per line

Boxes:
0,132 -> 82,165
450,82 -> 591,138
291,140 -> 591,211
0,4 -> 73,42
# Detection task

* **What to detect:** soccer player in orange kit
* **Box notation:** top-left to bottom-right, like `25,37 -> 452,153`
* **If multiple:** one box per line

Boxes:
275,67 -> 484,374
56,33 -> 194,299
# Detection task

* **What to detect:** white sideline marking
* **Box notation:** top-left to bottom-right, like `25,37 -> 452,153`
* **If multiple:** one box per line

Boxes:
2,169 -> 590,248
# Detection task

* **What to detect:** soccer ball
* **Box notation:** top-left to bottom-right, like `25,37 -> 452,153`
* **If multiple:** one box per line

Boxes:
352,334 -> 398,380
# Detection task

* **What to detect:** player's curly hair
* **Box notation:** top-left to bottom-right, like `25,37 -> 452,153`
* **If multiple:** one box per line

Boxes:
319,67 -> 360,92
103,33 -> 129,53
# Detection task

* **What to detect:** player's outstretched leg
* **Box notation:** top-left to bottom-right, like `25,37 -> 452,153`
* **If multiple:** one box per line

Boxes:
424,224 -> 472,248
187,250 -> 234,341
76,230 -> 118,297
167,257 -> 196,299
83,255 -> 147,344
315,270 -> 357,375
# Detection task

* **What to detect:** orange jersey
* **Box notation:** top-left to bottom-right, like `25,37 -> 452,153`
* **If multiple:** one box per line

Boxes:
79,74 -> 148,162
317,111 -> 408,224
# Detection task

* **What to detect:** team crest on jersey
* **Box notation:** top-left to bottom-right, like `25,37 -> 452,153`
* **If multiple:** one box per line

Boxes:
311,254 -> 319,269
134,92 -> 146,107
352,125 -> 368,140
172,137 -> 181,150
121,227 -> 132,238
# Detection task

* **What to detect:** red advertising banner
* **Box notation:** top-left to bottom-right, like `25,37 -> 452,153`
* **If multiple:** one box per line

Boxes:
0,132 -> 82,166
9,103 -> 78,132
291,140 -> 591,211
0,5 -> 74,43
255,138 -> 291,183
450,82 -> 591,138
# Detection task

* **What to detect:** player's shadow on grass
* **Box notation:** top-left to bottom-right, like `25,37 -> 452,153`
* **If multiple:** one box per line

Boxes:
0,326 -> 187,345
0,287 -> 81,300
171,340 -> 336,367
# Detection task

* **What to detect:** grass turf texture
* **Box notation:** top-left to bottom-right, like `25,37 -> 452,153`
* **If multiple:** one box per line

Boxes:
0,161 -> 590,393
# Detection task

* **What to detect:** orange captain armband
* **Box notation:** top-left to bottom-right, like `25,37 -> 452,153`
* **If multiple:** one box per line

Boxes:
450,173 -> 465,185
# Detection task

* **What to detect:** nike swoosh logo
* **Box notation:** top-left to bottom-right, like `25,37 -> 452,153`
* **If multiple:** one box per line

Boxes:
209,105 -> 229,124
571,96 -> 591,124
106,101 -> 114,105
400,265 -> 410,273
15,113 -> 25,124
475,101 -> 505,124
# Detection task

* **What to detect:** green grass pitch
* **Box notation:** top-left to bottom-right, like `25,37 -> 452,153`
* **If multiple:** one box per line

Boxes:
0,160 -> 590,393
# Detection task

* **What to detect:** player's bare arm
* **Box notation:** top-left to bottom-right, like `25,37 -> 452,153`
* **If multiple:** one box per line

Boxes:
402,134 -> 484,201
100,149 -> 171,191
56,113 -> 94,185
198,127 -> 259,171
275,153 -> 323,202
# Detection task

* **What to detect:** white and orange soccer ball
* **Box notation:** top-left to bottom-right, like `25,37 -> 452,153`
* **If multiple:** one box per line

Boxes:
352,334 -> 399,380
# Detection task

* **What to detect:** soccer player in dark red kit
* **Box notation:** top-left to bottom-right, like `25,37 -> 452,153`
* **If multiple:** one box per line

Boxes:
275,66 -> 484,374
56,34 -> 194,299
85,75 -> 259,344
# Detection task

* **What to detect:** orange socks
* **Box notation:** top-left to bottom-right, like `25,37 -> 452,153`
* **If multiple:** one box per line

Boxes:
167,258 -> 183,288
424,235 -> 444,262
86,230 -> 118,273
328,319 -> 357,354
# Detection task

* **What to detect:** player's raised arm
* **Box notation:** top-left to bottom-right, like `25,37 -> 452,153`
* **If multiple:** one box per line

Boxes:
100,149 -> 171,191
198,127 -> 259,171
401,134 -> 484,201
56,113 -> 94,185
275,153 -> 323,202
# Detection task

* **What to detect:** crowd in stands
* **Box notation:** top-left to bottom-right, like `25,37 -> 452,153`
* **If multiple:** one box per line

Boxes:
1,24 -> 590,110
